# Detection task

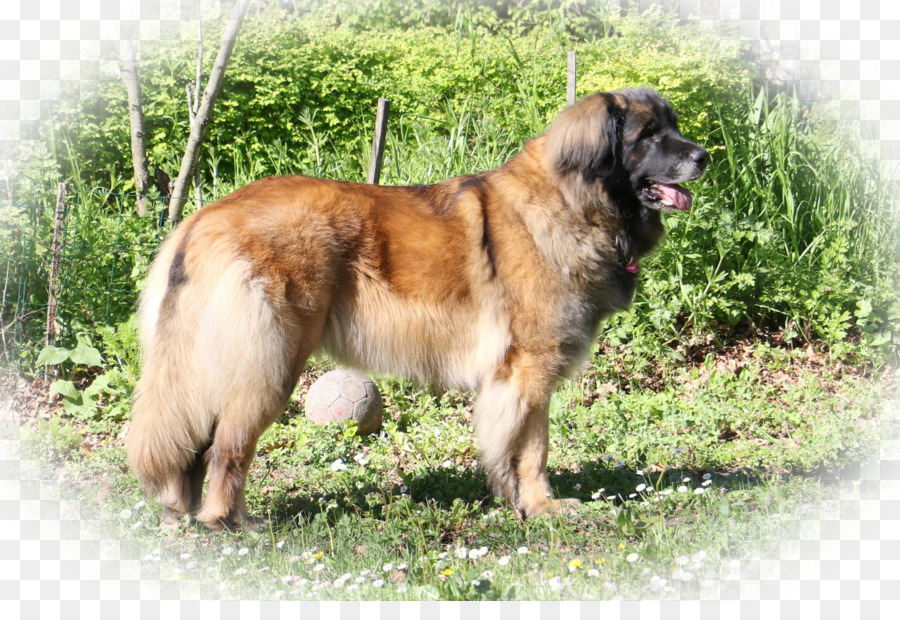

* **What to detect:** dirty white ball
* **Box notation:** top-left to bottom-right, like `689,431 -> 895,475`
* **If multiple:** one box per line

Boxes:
304,369 -> 384,435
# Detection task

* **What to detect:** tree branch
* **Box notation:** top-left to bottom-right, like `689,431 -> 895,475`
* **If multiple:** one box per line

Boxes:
168,0 -> 250,223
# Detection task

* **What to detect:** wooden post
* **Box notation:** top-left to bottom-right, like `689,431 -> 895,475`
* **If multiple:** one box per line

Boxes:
567,51 -> 577,107
46,182 -> 66,349
367,98 -> 391,185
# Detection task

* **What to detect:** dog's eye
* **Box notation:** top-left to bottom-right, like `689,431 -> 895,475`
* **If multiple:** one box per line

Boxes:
640,125 -> 659,141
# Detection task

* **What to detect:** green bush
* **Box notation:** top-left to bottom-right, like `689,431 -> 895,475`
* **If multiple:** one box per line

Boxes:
13,1 -> 897,364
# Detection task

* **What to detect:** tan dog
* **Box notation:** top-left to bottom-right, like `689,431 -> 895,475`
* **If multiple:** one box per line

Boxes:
126,89 -> 709,530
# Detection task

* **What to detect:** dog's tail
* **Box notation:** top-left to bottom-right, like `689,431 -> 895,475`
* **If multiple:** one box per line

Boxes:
125,225 -> 218,495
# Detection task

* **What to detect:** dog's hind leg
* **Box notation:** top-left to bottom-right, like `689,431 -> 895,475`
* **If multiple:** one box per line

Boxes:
158,440 -> 211,528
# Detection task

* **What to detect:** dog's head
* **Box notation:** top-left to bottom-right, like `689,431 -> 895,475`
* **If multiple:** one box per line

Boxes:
547,88 -> 709,213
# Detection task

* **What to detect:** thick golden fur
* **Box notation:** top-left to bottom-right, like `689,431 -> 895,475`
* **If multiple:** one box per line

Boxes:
127,89 -> 709,530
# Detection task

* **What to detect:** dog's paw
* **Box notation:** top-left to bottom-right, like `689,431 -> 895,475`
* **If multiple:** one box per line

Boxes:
521,497 -> 582,518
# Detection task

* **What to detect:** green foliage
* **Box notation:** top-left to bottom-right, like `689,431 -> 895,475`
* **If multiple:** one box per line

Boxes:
26,1 -> 893,356
36,332 -> 132,427
21,416 -> 83,463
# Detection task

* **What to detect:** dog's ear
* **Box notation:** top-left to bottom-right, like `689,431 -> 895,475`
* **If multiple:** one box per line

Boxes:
546,93 -> 620,180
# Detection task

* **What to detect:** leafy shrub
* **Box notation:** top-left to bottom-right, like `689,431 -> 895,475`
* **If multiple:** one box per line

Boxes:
12,1 -> 897,366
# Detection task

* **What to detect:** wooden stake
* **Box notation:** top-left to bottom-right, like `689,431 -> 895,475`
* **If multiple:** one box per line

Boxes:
367,98 -> 391,185
46,182 -> 66,351
567,51 -> 577,107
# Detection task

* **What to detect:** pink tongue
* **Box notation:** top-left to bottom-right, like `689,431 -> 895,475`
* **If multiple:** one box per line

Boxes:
656,183 -> 692,210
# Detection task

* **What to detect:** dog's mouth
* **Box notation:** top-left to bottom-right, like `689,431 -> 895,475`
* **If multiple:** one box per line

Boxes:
641,182 -> 692,212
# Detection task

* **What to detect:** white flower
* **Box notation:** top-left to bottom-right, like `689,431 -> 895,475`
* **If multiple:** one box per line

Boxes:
591,489 -> 604,500
234,568 -> 247,576
628,493 -> 637,499
442,459 -> 454,468
683,477 -> 691,483
691,550 -> 708,563
626,553 -> 640,563
574,483 -> 582,490
702,473 -> 712,480
702,479 -> 712,487
517,546 -> 530,555
455,546 -> 469,559
588,568 -> 600,577
222,546 -> 234,556
471,579 -> 481,587
238,547 -> 249,556
468,546 -> 489,560
636,469 -> 644,476
314,564 -> 325,572
119,509 -> 133,520
635,483 -> 647,493
397,584 -> 408,593
481,570 -> 493,579
548,576 -> 564,592
353,452 -> 369,465
694,487 -> 705,495
373,579 -> 384,588
382,563 -> 394,572
677,485 -> 688,493
258,566 -> 270,573
498,556 -> 511,566
330,458 -> 347,472
133,500 -> 146,510
276,540 -> 285,549
676,555 -> 689,566
131,521 -> 143,530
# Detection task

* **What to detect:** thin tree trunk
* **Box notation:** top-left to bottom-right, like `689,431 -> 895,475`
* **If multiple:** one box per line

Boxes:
168,0 -> 250,223
119,37 -> 152,216
187,3 -> 205,209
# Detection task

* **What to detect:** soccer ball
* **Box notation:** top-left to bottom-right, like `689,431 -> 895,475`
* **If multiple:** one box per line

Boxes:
304,369 -> 384,435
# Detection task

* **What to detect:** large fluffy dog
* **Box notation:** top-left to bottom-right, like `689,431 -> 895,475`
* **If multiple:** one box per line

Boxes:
127,89 -> 709,530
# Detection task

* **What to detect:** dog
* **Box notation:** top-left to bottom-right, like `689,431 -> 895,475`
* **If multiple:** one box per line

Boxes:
126,89 -> 709,530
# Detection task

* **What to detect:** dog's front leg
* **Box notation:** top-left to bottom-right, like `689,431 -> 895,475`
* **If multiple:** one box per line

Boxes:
474,352 -> 581,518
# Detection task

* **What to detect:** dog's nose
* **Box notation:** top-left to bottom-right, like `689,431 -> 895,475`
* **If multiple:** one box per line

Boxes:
693,148 -> 710,170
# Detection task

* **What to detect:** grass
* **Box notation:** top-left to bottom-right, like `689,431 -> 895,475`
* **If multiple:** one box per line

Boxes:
18,335 -> 887,601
